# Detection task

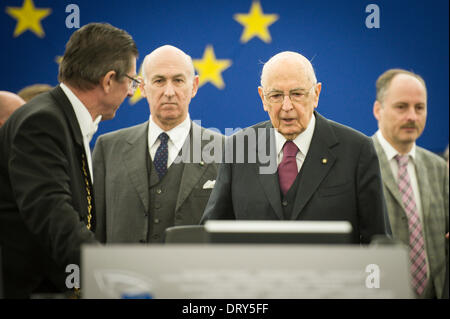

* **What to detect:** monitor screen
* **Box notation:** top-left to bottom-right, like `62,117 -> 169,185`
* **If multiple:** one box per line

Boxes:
204,220 -> 353,244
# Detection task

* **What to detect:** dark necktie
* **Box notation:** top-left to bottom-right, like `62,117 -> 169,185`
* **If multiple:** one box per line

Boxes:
154,132 -> 169,180
278,141 -> 299,195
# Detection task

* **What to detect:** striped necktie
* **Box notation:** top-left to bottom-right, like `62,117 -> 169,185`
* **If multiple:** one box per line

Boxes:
395,154 -> 428,296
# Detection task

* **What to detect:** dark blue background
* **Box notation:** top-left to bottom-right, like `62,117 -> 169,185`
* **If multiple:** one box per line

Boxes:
2,0 -> 448,153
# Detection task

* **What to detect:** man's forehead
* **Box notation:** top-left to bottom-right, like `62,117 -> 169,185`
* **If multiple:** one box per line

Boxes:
151,72 -> 187,79
263,59 -> 312,87
146,54 -> 192,78
266,87 -> 304,93
264,70 -> 311,89
386,74 -> 427,100
390,74 -> 426,91
148,58 -> 189,71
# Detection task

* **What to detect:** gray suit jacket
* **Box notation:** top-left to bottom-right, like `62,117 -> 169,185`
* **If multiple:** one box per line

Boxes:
372,135 -> 449,298
93,120 -> 223,243
201,112 -> 390,244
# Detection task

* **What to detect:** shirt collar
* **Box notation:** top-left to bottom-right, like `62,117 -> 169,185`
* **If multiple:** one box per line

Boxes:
376,130 -> 416,161
148,114 -> 191,150
275,113 -> 316,157
60,83 -> 102,143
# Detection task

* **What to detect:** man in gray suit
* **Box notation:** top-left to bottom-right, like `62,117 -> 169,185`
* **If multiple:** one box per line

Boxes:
93,45 -> 223,244
372,69 -> 449,298
201,51 -> 390,244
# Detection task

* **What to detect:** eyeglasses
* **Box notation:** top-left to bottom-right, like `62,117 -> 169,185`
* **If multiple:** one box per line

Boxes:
263,84 -> 316,104
125,74 -> 141,93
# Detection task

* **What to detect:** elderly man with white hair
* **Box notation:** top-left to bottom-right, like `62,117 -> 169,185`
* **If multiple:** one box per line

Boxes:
201,51 -> 391,244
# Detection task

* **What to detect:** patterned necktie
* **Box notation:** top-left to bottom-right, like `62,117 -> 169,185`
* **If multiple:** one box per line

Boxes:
395,154 -> 428,296
154,132 -> 169,180
278,141 -> 299,195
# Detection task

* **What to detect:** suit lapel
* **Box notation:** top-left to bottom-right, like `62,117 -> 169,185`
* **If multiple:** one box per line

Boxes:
372,135 -> 406,211
50,86 -> 95,221
50,85 -> 84,148
291,113 -> 337,220
257,122 -> 284,220
175,122 -> 208,212
122,122 -> 150,213
51,85 -> 93,195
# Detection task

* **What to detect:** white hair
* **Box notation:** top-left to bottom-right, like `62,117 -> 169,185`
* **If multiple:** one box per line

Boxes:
260,51 -> 317,87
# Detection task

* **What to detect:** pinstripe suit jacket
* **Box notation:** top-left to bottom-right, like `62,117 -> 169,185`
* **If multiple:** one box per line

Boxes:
372,135 -> 449,298
93,121 -> 224,243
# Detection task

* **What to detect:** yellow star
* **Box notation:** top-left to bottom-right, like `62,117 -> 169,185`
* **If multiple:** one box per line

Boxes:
193,45 -> 232,90
234,1 -> 278,43
6,0 -> 51,38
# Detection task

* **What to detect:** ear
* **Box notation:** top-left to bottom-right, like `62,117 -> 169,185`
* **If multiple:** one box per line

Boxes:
313,82 -> 322,109
373,100 -> 382,121
140,77 -> 147,98
101,70 -> 116,94
191,75 -> 199,98
258,86 -> 268,111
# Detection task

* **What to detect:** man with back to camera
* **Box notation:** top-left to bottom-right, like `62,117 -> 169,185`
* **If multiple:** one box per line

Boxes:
372,69 -> 448,298
0,23 -> 138,298
201,51 -> 390,244
93,45 -> 223,244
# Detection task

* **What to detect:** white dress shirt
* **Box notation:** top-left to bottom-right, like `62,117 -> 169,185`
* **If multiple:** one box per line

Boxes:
275,114 -> 316,172
375,130 -> 422,218
60,83 -> 101,182
148,114 -> 191,168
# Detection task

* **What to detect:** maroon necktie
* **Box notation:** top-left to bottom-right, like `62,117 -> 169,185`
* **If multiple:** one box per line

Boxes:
278,141 -> 299,195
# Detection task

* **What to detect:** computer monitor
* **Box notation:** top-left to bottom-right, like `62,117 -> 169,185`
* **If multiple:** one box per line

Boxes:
204,220 -> 353,244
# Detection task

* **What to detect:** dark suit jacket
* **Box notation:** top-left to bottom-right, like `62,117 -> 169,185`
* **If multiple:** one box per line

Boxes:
201,112 -> 390,244
93,120 -> 224,243
0,86 -> 98,298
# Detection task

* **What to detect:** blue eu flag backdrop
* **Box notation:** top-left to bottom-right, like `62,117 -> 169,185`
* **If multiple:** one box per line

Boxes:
1,0 -> 448,153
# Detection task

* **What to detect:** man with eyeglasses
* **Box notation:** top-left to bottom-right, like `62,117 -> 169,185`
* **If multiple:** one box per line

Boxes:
201,51 -> 390,244
92,45 -> 223,244
0,23 -> 138,298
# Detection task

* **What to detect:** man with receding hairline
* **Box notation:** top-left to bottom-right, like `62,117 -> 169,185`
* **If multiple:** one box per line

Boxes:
0,91 -> 25,127
93,45 -> 223,244
201,51 -> 390,244
372,68 -> 448,298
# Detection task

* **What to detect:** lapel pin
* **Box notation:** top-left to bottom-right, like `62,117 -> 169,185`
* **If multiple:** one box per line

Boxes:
322,158 -> 328,164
